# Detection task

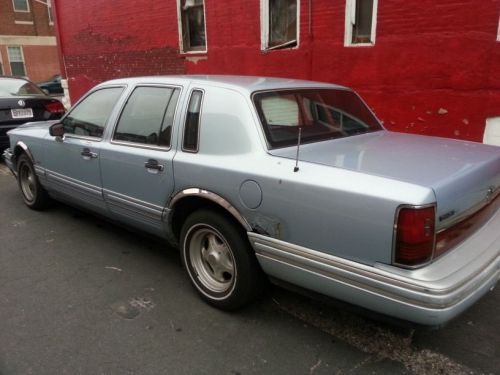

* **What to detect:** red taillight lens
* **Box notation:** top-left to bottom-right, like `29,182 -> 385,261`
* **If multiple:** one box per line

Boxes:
394,206 -> 435,267
45,101 -> 65,114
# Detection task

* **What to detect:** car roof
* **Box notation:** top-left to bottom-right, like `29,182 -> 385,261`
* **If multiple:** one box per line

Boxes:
99,75 -> 349,94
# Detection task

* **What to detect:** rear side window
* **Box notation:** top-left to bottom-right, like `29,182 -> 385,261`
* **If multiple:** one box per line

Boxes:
114,86 -> 180,147
183,90 -> 203,152
62,87 -> 124,138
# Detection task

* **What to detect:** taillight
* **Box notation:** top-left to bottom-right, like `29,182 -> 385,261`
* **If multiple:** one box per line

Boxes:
45,101 -> 65,114
394,206 -> 436,267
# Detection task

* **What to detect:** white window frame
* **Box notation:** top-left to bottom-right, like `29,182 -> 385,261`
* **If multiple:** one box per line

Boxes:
12,0 -> 30,13
344,0 -> 378,47
176,0 -> 208,54
0,50 -> 4,75
48,0 -> 54,25
497,15 -> 500,42
260,0 -> 300,51
7,46 -> 27,77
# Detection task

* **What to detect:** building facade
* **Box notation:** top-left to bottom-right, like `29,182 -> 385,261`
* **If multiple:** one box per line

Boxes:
0,0 -> 60,83
52,0 -> 500,142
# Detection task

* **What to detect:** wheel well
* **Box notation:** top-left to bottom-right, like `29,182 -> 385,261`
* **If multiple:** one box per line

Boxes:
13,145 -> 27,167
170,197 -> 248,241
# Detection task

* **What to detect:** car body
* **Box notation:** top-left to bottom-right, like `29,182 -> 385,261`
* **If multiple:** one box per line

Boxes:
0,76 -> 65,149
37,74 -> 63,95
3,75 -> 500,326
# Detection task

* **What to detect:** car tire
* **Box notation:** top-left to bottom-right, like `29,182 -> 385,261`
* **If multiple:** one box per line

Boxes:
180,209 -> 265,310
17,154 -> 51,210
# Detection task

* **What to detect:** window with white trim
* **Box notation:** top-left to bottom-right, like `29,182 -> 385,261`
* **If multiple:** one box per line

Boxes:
177,0 -> 207,53
12,0 -> 30,12
497,15 -> 500,42
261,0 -> 299,50
48,0 -> 54,24
344,0 -> 378,46
7,47 -> 26,77
0,51 -> 4,75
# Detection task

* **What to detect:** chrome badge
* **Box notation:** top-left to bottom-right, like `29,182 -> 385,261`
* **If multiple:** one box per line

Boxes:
17,100 -> 26,107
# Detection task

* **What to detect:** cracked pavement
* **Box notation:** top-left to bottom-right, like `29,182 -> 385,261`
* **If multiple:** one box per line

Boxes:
0,161 -> 498,375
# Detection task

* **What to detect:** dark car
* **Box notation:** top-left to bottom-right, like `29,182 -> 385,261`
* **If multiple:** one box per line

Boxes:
0,76 -> 65,149
37,74 -> 63,95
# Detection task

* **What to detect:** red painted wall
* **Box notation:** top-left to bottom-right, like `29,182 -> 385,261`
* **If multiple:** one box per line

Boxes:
53,0 -> 500,142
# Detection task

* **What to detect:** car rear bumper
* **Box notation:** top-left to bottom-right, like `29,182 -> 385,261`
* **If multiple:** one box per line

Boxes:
248,208 -> 500,326
2,148 -> 16,177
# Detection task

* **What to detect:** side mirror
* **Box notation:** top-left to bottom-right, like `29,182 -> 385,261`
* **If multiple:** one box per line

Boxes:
49,123 -> 65,141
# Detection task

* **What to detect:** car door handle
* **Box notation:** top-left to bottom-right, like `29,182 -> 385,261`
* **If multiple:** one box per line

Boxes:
144,159 -> 164,173
81,148 -> 98,160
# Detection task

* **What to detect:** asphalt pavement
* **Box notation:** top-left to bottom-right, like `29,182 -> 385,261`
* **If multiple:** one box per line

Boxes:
0,161 -> 498,375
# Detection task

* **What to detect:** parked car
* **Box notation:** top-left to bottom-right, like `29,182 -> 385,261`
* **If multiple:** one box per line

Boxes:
0,76 -> 65,149
37,74 -> 63,95
3,76 -> 499,326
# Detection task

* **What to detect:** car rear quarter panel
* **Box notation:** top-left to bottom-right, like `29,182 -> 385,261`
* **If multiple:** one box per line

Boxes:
173,86 -> 436,266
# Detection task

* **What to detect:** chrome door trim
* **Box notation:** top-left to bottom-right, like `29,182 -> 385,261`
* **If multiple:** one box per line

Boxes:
103,189 -> 164,222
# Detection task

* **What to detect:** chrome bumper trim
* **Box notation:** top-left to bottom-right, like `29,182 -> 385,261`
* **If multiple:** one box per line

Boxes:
248,231 -> 500,325
2,148 -> 17,177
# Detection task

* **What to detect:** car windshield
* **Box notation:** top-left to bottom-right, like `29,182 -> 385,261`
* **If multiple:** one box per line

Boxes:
253,88 -> 383,148
0,78 -> 46,97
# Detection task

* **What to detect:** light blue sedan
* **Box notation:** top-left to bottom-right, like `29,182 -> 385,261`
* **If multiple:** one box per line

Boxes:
3,76 -> 500,326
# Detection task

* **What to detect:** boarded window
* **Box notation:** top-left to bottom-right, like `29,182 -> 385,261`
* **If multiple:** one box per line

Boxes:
345,0 -> 378,46
48,0 -> 53,23
12,0 -> 29,12
7,47 -> 26,77
183,90 -> 203,151
179,0 -> 206,52
268,0 -> 297,49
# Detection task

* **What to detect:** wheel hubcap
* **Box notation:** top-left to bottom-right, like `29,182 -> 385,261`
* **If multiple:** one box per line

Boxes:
188,227 -> 235,293
20,164 -> 35,202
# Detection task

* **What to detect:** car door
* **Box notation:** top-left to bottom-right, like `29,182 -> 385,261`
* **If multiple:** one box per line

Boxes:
44,86 -> 125,214
99,85 -> 181,237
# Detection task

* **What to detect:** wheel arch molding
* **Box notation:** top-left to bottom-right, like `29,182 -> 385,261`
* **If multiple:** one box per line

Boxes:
167,188 -> 252,239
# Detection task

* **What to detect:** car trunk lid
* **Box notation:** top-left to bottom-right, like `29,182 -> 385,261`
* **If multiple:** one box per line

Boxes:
269,130 -> 500,231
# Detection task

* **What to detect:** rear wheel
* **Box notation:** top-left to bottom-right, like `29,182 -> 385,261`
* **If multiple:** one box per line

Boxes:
17,154 -> 51,210
180,210 -> 264,310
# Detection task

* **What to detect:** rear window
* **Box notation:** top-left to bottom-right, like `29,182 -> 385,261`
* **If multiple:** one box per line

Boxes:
0,78 -> 45,97
253,89 -> 383,148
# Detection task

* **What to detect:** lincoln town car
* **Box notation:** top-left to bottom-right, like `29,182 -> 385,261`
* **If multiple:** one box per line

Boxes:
3,76 -> 499,326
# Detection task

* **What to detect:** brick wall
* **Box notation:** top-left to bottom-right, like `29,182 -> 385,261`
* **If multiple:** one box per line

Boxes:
0,0 -> 59,82
54,0 -> 500,142
0,0 -> 54,36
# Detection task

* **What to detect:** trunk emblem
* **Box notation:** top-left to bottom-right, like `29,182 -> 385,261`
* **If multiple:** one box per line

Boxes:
18,100 -> 26,107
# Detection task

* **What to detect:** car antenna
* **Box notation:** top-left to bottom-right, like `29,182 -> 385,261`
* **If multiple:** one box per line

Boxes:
294,127 -> 302,172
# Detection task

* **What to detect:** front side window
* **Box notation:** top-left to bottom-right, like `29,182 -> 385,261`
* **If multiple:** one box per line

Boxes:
62,87 -> 124,138
7,47 -> 26,76
178,0 -> 207,53
262,0 -> 298,50
183,90 -> 203,151
345,0 -> 378,46
114,86 -> 180,147
253,89 -> 383,148
12,0 -> 29,12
